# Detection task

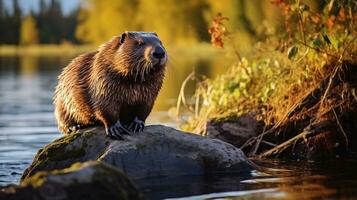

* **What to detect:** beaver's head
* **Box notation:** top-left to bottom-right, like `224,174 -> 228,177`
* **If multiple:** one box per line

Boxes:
105,31 -> 167,81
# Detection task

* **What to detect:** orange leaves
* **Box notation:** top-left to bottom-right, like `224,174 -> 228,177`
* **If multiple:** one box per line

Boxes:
271,0 -> 290,14
208,13 -> 229,48
326,15 -> 336,30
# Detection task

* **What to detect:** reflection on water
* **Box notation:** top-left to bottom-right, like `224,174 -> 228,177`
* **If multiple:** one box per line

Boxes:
161,159 -> 357,200
1,54 -> 356,200
0,55 -> 66,185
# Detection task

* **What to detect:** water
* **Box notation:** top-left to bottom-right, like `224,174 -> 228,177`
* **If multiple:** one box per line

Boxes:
134,159 -> 357,199
1,54 -> 357,200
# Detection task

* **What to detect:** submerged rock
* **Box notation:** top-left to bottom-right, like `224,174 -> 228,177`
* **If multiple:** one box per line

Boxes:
22,125 -> 253,181
1,161 -> 142,200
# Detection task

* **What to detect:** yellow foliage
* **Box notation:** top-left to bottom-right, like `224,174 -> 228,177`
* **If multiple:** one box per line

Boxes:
75,0 -> 285,46
76,0 -> 139,44
136,0 -> 201,45
20,14 -> 39,46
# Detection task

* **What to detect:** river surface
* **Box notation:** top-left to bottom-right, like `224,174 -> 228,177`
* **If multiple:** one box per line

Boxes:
0,54 -> 356,200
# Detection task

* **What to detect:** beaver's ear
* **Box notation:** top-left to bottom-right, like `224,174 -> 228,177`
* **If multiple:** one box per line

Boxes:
120,31 -> 134,44
120,32 -> 127,44
151,32 -> 158,36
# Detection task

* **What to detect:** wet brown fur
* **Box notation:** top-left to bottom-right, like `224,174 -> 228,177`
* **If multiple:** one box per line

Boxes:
53,32 -> 166,134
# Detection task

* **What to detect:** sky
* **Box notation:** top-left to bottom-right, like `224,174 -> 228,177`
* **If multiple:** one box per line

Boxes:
3,0 -> 80,15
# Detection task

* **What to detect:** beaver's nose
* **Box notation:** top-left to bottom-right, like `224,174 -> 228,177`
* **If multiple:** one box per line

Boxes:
153,46 -> 165,59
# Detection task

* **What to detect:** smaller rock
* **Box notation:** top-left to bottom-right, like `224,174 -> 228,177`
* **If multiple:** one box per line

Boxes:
1,161 -> 142,200
206,113 -> 264,147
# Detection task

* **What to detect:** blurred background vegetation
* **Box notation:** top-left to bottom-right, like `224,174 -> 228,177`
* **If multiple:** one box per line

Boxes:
0,0 -> 336,50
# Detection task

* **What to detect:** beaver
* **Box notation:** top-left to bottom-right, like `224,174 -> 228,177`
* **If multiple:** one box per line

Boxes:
53,31 -> 167,139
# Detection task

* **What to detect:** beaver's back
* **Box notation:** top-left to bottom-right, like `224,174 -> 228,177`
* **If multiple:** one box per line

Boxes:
53,51 -> 97,133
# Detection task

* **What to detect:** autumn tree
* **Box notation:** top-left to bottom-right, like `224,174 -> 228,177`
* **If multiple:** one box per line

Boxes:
20,13 -> 39,45
76,0 -> 139,44
136,0 -> 209,45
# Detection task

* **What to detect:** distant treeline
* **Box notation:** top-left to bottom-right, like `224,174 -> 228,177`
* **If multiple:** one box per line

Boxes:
0,0 -> 78,45
0,0 -> 331,46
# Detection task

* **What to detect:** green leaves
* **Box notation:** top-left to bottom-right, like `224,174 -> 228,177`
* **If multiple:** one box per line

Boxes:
322,34 -> 332,45
311,34 -> 337,49
287,46 -> 299,60
312,38 -> 323,47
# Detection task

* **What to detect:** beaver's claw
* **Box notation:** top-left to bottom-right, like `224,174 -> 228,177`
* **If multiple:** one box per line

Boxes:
128,117 -> 145,134
106,120 -> 131,140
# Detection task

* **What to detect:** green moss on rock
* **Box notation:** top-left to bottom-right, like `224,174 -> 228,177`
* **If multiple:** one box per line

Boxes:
15,161 -> 143,200
21,131 -> 91,181
36,131 -> 83,161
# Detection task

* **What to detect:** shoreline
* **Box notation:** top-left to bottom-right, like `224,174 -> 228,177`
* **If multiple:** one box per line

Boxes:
0,43 -> 223,57
0,45 -> 95,56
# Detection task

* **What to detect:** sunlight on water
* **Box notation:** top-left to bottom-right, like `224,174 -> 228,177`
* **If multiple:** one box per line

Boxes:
166,188 -> 285,200
0,56 -> 62,185
150,159 -> 356,200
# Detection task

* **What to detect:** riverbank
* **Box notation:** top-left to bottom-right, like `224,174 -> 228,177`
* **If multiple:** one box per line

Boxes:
176,2 -> 357,160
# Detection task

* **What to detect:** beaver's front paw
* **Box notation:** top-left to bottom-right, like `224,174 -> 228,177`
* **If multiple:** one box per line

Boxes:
106,120 -> 131,140
128,117 -> 145,134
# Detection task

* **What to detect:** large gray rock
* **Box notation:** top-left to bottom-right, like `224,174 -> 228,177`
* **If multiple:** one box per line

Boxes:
22,125 -> 253,181
1,161 -> 142,200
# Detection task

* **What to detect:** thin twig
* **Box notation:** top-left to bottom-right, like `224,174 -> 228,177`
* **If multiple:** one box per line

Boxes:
319,62 -> 341,108
240,137 -> 257,150
195,93 -> 200,118
249,134 -> 263,156
340,35 -> 357,59
261,140 -> 277,147
297,40 -> 339,59
259,129 -> 310,158
227,36 -> 251,77
176,72 -> 195,116
295,47 -> 309,64
297,8 -> 306,45
332,108 -> 349,148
